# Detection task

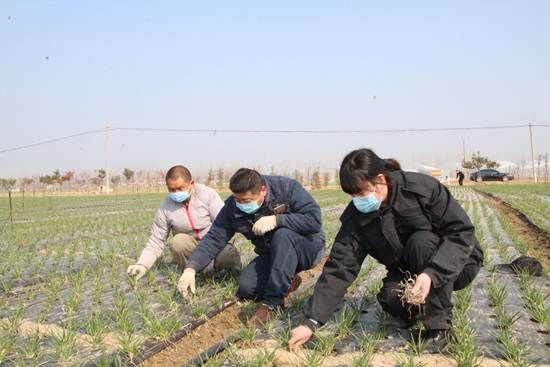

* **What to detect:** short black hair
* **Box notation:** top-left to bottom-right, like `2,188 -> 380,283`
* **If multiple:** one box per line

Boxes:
229,168 -> 263,194
339,149 -> 400,195
165,165 -> 192,182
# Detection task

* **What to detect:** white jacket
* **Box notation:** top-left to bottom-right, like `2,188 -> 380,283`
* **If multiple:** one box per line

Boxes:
137,183 -> 224,268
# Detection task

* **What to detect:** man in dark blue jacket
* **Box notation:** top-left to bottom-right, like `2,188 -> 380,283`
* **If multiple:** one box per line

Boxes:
178,168 -> 325,325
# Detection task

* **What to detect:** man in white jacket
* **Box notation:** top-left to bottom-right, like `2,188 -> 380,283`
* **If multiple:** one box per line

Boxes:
127,165 -> 241,286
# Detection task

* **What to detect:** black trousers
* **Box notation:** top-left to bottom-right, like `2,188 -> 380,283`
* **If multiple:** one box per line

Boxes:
237,228 -> 324,307
377,231 -> 480,330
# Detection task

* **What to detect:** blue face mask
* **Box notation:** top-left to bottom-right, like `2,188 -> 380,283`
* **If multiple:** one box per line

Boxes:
168,191 -> 190,203
352,193 -> 381,214
236,201 -> 260,214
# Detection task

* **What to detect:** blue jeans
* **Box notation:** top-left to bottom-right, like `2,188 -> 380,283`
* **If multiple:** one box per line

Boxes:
237,227 -> 324,306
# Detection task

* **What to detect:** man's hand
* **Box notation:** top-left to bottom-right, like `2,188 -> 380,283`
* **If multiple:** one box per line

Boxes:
252,215 -> 277,235
288,325 -> 313,351
126,264 -> 147,280
410,272 -> 432,304
177,268 -> 196,300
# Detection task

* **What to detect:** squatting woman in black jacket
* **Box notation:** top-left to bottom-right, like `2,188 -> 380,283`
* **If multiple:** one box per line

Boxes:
289,148 -> 483,350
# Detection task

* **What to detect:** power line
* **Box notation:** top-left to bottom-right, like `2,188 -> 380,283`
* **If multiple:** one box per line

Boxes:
117,124 -> 550,134
1,123 -> 549,155
0,129 -> 105,154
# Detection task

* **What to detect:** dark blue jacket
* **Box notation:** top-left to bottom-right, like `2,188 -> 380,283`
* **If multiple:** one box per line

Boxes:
186,175 -> 325,271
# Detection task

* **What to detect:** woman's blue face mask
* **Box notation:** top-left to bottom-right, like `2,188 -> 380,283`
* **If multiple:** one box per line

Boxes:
352,192 -> 382,213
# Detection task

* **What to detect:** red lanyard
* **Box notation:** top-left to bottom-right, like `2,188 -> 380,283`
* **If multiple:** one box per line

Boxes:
184,204 -> 201,240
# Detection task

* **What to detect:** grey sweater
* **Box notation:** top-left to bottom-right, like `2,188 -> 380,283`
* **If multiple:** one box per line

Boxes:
137,183 -> 224,269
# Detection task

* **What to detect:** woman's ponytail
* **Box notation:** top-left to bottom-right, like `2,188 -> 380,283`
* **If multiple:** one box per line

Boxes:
383,158 -> 401,171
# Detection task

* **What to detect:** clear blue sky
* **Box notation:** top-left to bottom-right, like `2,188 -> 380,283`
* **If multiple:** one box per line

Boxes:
1,1 -> 549,177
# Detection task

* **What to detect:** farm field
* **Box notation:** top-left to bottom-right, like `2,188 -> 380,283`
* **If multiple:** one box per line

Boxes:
0,186 -> 548,366
3,1 -> 550,366
474,183 -> 550,232
202,186 -> 550,367
0,190 -> 346,366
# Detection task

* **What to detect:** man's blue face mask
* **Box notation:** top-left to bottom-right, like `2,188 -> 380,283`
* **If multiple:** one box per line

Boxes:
168,191 -> 190,203
236,201 -> 260,214
352,193 -> 382,213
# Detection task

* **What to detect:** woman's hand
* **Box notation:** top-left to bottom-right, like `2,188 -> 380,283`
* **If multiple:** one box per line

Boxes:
410,272 -> 432,304
288,325 -> 313,351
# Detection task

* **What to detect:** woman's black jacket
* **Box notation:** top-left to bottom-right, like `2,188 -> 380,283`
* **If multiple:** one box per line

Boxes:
305,170 -> 483,325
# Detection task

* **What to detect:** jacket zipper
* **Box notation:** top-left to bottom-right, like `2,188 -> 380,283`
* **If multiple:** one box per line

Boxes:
184,205 -> 201,240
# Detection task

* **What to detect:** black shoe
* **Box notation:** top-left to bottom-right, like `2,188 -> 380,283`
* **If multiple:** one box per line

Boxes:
398,317 -> 416,329
408,328 -> 450,354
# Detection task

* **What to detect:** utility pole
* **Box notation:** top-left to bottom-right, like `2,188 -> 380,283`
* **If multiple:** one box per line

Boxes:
105,125 -> 111,193
528,123 -> 538,183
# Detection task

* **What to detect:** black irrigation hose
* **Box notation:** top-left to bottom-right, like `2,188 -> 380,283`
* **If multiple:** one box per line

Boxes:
181,302 -> 319,367
181,333 -> 241,367
180,307 -> 307,367
178,261 -> 328,366
89,257 -> 326,366
101,299 -> 238,367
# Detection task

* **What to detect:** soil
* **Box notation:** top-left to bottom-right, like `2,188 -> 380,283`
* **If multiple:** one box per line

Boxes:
235,340 -> 527,367
10,318 -> 121,351
476,189 -> 550,270
137,257 -> 329,367
138,303 -> 243,367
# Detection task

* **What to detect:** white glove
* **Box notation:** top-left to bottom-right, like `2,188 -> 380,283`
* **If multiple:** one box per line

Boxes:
177,268 -> 196,300
126,264 -> 147,280
252,215 -> 278,236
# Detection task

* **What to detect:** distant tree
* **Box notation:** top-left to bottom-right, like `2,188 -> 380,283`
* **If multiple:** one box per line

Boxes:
75,172 -> 90,188
294,169 -> 304,185
39,169 -> 64,187
216,168 -> 225,188
462,151 -> 499,170
123,168 -> 135,182
206,168 -> 215,186
270,165 -> 276,175
59,171 -> 75,186
89,169 -> 107,189
0,178 -> 17,191
90,177 -> 102,187
111,175 -> 122,187
51,169 -> 61,185
517,159 -> 527,178
322,172 -> 330,188
20,177 -> 34,190
537,154 -> 544,176
463,153 -> 483,170
334,168 -> 340,186
39,175 -> 54,186
311,168 -> 321,190
544,153 -> 549,182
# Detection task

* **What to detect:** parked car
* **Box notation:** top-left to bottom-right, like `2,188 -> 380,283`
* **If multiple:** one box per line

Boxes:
470,169 -> 514,182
